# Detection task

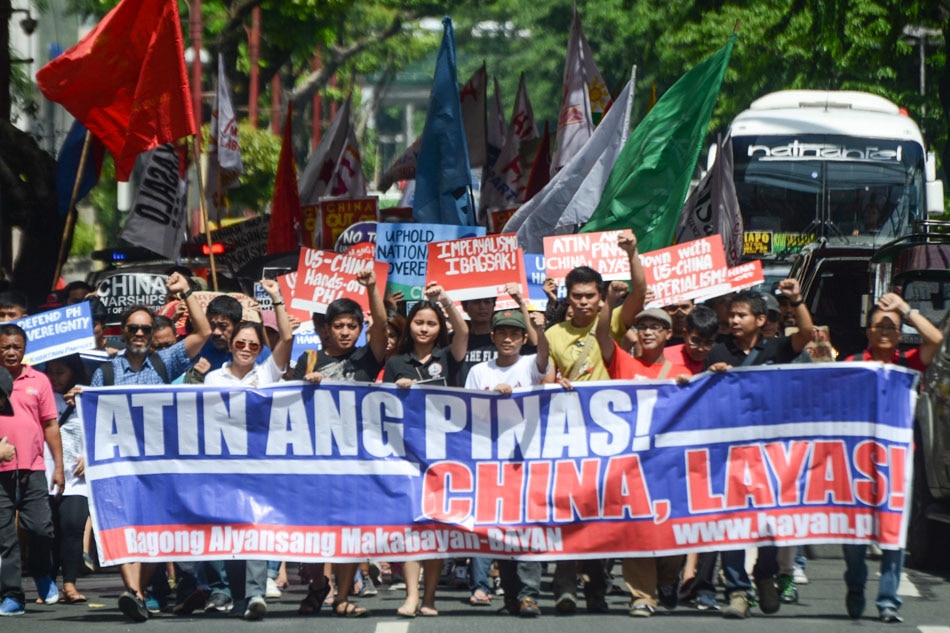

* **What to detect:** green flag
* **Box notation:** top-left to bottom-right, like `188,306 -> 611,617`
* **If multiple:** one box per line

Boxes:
580,35 -> 735,252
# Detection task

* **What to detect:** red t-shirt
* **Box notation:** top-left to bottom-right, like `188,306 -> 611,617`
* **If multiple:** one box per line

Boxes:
0,365 -> 58,472
663,343 -> 705,375
846,347 -> 926,372
608,342 -> 692,380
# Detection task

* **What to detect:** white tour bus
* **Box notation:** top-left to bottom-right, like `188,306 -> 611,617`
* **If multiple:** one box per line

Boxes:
729,90 -> 944,260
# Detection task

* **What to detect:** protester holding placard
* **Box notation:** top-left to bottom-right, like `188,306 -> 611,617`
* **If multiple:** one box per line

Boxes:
292,266 -> 387,619
383,281 -> 469,618
543,230 -> 646,615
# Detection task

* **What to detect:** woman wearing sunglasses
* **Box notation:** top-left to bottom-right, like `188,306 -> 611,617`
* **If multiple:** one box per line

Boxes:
201,279 -> 292,620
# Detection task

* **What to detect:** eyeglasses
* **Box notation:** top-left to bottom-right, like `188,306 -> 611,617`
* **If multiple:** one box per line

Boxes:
870,325 -> 899,334
686,336 -> 716,350
233,340 -> 261,352
125,324 -> 153,335
635,323 -> 666,332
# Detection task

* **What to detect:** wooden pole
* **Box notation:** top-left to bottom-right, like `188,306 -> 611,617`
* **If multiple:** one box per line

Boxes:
52,130 -> 92,290
192,135 -> 219,290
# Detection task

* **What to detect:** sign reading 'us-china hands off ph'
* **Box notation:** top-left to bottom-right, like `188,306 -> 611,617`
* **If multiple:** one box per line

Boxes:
79,363 -> 915,565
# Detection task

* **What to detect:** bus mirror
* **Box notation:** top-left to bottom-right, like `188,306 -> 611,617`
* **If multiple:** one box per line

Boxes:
926,180 -> 944,217
926,151 -> 937,181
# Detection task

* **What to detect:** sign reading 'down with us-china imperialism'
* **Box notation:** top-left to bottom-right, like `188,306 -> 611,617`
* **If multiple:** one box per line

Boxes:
79,363 -> 915,565
639,235 -> 729,307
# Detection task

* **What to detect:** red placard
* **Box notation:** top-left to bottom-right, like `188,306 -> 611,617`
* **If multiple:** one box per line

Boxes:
290,247 -> 388,315
640,235 -> 729,307
726,260 -> 765,293
276,272 -> 314,323
488,207 -> 518,234
318,197 -> 378,249
343,241 -> 377,260
543,230 -> 633,285
427,234 -> 527,303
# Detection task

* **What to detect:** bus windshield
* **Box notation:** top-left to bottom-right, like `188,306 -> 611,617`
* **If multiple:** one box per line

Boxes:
732,134 -> 925,250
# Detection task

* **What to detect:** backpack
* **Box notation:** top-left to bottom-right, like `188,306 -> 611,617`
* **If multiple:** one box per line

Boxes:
99,353 -> 170,386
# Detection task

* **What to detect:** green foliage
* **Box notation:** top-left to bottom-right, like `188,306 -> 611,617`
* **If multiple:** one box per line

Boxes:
69,217 -> 97,257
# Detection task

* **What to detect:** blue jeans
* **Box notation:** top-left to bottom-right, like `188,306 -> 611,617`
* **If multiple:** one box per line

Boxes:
842,545 -> 903,611
469,557 -> 493,595
721,546 -> 778,595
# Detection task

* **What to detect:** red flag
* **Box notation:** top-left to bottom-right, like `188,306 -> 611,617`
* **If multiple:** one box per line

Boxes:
266,103 -> 303,255
36,0 -> 196,181
525,121 -> 551,201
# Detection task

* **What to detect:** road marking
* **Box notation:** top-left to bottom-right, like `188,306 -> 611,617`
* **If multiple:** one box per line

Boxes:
375,622 -> 410,633
918,627 -> 950,633
898,572 -> 920,598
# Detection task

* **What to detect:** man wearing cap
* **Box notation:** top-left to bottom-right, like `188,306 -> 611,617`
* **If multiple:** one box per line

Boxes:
0,325 -> 64,616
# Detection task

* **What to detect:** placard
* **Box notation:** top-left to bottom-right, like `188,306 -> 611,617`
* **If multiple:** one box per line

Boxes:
427,234 -> 525,302
95,273 -> 169,324
640,236 -> 729,307
543,230 -> 632,285
319,197 -> 378,249
291,248 -> 388,315
17,303 -> 96,364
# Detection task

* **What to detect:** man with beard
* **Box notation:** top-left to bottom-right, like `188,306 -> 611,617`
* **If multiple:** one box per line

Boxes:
88,272 -> 211,622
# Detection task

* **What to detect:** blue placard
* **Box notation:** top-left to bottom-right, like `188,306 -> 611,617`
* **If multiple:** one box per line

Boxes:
17,302 -> 96,365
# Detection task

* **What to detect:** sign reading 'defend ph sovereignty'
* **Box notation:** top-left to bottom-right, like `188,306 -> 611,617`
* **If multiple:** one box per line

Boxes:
79,363 -> 915,564
375,223 -> 485,301
16,303 -> 96,365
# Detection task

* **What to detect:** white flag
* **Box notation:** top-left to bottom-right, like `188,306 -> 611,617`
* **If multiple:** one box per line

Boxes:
551,8 -> 612,175
299,97 -> 351,205
503,68 -> 636,254
479,73 -> 538,217
675,135 -> 744,266
121,144 -> 189,260
460,63 -> 487,168
206,54 -> 244,219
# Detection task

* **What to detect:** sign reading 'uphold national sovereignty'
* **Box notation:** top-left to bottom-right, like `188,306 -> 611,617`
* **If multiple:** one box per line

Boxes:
79,364 -> 915,564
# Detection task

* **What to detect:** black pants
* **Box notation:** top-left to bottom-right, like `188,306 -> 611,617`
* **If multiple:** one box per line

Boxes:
51,495 -> 88,584
0,470 -> 54,603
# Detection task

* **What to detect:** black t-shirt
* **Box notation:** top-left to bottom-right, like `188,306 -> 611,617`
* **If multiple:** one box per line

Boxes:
456,332 -> 497,386
703,335 -> 798,369
292,345 -> 383,383
383,345 -> 461,387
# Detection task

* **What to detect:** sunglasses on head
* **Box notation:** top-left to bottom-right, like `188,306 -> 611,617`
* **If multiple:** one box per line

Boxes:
233,340 -> 261,352
125,324 -> 153,335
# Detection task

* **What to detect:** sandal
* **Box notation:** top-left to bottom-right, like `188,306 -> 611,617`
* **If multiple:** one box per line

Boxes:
470,589 -> 492,606
420,605 -> 439,617
62,591 -> 87,604
333,600 -> 370,618
396,600 -> 419,618
297,577 -> 332,616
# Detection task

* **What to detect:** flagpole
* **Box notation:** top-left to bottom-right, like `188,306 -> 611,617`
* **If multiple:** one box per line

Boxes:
192,134 -> 219,291
52,130 -> 92,291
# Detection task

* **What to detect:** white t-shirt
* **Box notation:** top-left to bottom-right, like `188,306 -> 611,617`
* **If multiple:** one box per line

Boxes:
45,392 -> 87,497
464,354 -> 548,391
204,355 -> 285,387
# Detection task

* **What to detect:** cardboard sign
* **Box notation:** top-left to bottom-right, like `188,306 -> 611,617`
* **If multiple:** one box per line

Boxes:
523,253 -> 564,311
318,197 -> 378,249
190,292 -> 261,322
17,303 -> 96,365
96,273 -> 169,324
641,236 -> 729,308
291,247 -> 388,315
726,260 -> 765,293
343,241 -> 377,260
427,234 -> 525,302
375,223 -> 485,301
276,272 -> 313,323
743,231 -> 772,256
543,230 -> 633,285
211,216 -> 269,270
334,221 -> 377,254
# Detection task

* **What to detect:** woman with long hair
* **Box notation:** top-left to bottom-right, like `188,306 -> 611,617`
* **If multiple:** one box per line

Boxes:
382,283 -> 468,617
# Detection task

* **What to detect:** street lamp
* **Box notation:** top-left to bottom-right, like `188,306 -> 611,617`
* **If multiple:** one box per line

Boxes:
902,25 -> 943,113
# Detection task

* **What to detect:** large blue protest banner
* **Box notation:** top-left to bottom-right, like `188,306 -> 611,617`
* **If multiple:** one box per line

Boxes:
17,302 -> 96,364
79,363 -> 916,564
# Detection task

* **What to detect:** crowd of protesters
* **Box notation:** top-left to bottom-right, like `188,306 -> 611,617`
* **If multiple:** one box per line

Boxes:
0,229 -> 942,624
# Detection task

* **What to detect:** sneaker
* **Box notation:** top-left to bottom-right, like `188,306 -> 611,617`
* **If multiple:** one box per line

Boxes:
554,593 -> 577,614
695,591 -> 720,611
359,575 -> 378,596
845,589 -> 865,619
629,603 -> 655,617
519,597 -> 541,617
204,592 -> 234,613
34,575 -> 59,605
658,584 -> 678,610
792,566 -> 809,585
265,578 -> 282,599
755,576 -> 780,614
244,596 -> 267,621
144,593 -> 161,614
879,606 -> 902,623
777,574 -> 798,604
586,595 -> 609,614
118,591 -> 149,622
0,596 -> 25,616
491,574 -> 504,596
722,592 -> 750,619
